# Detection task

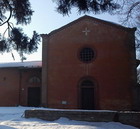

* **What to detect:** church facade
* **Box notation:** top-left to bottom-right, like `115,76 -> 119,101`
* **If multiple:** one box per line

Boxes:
41,15 -> 137,110
0,15 -> 137,110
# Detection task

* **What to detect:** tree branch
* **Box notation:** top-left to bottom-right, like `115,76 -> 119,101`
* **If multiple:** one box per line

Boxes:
0,0 -> 12,26
126,2 -> 140,21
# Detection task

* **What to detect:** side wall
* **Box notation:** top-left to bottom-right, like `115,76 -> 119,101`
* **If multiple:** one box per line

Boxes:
0,68 -> 20,106
0,67 -> 42,106
19,68 -> 42,106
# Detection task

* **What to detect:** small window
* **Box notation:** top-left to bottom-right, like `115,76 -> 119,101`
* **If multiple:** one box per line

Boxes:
29,76 -> 40,83
80,47 -> 94,63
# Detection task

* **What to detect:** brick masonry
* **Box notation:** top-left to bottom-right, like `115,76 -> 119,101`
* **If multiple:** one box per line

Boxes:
0,67 -> 41,106
41,15 -> 137,110
25,109 -> 140,128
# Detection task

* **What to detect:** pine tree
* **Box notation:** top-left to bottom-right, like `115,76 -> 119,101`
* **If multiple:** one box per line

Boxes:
55,0 -> 119,15
117,0 -> 140,50
0,0 -> 40,60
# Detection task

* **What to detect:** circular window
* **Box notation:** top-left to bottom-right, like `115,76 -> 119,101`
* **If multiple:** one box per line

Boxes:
80,47 -> 94,63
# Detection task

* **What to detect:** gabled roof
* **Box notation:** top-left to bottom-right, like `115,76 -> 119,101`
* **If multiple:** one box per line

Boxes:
0,61 -> 42,68
47,15 -> 136,37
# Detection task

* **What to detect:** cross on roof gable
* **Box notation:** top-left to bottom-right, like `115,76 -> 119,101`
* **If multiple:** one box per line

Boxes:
82,27 -> 90,36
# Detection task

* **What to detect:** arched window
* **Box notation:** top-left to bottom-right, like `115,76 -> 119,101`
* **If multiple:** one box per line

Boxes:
81,80 -> 94,87
29,76 -> 41,83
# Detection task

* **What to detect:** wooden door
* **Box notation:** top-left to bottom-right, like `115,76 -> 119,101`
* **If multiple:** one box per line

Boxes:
28,87 -> 41,107
81,87 -> 94,110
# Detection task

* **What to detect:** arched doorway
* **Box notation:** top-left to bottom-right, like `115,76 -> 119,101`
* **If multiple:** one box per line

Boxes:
80,79 -> 95,110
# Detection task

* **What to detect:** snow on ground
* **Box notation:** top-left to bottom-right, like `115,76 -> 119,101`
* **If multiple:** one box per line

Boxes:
0,106 -> 138,129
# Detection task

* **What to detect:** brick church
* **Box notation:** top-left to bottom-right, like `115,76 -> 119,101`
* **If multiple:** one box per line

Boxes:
0,15 -> 138,110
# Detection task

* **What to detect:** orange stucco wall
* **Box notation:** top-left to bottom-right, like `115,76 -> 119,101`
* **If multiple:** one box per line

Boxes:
42,16 -> 137,110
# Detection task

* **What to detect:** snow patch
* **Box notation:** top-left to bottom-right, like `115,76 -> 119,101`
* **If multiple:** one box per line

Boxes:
0,61 -> 42,68
0,106 -> 138,129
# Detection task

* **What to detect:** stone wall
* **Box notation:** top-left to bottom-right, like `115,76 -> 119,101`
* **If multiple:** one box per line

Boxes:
117,111 -> 140,128
25,109 -> 140,128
